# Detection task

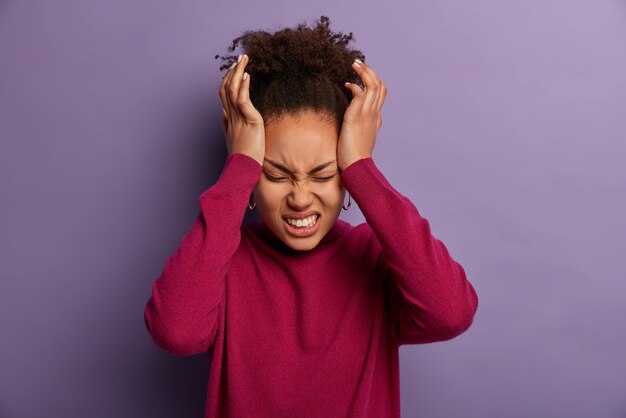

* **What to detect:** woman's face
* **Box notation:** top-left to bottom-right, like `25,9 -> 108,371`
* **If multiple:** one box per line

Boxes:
253,109 -> 345,251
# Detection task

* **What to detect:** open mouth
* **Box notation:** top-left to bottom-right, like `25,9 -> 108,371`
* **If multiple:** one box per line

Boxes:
282,214 -> 320,237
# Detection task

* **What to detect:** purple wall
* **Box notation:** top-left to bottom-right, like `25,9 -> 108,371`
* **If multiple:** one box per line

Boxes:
1,1 -> 625,417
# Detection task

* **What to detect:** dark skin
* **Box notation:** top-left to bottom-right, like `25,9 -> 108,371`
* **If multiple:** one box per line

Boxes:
219,54 -> 388,171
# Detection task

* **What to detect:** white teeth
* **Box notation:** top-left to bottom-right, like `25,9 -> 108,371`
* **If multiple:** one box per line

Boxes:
286,215 -> 318,228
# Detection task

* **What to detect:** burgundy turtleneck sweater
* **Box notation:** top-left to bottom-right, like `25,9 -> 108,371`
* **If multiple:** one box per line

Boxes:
144,153 -> 479,417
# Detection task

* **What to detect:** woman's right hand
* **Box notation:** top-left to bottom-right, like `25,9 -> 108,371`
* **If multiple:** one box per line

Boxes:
219,54 -> 265,166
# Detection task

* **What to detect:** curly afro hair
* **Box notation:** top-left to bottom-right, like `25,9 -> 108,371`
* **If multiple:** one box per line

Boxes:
214,15 -> 366,130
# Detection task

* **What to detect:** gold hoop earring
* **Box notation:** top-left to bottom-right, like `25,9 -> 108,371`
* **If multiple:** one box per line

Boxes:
342,193 -> 351,211
248,195 -> 256,210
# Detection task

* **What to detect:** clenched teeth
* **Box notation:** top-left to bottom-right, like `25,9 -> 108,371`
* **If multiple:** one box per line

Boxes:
286,215 -> 318,228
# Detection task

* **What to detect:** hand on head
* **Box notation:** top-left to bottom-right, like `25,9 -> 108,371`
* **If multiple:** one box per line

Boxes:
218,55 -> 387,172
219,54 -> 265,166
338,59 -> 387,171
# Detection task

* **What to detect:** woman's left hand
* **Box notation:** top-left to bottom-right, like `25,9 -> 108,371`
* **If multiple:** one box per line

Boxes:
337,59 -> 387,171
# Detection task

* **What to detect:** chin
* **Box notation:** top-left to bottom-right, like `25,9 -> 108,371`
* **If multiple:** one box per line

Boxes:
283,236 -> 321,251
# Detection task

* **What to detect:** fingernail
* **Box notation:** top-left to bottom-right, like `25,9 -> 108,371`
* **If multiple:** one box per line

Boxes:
237,54 -> 242,63
353,60 -> 361,68
230,62 -> 236,69
243,72 -> 248,80
355,59 -> 363,64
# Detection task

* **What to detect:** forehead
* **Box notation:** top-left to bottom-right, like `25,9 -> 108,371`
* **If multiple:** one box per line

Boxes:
264,110 -> 338,170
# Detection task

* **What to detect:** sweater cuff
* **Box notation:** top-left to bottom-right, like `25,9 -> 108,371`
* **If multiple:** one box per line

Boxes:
198,153 -> 262,204
340,157 -> 398,205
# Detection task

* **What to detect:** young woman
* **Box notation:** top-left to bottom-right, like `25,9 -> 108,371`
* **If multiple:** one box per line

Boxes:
144,15 -> 479,417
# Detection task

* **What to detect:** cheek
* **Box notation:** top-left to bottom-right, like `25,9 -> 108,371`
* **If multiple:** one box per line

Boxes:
315,183 -> 344,206
255,182 -> 287,210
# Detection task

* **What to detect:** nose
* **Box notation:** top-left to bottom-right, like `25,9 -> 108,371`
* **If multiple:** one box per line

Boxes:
286,179 -> 313,210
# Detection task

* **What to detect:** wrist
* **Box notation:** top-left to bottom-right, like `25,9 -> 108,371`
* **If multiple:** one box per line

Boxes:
339,155 -> 372,172
230,151 -> 263,167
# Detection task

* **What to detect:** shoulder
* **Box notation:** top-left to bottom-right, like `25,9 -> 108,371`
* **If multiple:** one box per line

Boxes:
335,219 -> 383,258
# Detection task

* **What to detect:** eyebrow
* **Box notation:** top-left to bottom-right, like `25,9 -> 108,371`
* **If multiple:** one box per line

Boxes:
264,159 -> 337,175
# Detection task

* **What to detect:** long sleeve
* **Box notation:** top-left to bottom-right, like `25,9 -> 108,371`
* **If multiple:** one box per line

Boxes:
340,157 -> 478,345
144,153 -> 262,356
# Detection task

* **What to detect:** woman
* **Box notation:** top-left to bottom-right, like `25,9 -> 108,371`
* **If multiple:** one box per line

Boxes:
144,15 -> 479,417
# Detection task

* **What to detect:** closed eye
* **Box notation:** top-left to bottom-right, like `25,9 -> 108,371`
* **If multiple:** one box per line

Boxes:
312,174 -> 337,182
263,172 -> 288,181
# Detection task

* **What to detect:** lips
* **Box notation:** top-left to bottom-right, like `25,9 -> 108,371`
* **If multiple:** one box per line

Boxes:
281,211 -> 320,220
282,212 -> 321,237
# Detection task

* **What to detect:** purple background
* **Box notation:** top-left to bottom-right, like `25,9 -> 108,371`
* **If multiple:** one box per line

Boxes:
1,1 -> 625,417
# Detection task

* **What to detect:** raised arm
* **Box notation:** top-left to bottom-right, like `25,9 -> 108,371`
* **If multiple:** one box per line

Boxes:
144,153 -> 261,356
340,157 -> 479,345
145,53 -> 266,356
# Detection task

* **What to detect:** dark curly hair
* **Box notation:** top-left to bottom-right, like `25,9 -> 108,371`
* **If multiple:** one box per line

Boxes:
214,15 -> 366,130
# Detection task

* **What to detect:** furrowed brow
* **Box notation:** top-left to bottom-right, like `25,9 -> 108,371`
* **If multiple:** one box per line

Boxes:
265,160 -> 293,175
306,160 -> 336,175
264,159 -> 337,175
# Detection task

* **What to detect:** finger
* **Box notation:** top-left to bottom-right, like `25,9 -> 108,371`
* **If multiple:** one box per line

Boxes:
352,60 -> 379,110
219,61 -> 237,117
362,60 -> 387,115
359,61 -> 385,112
370,76 -> 383,112
376,83 -> 388,115
223,58 -> 242,116
220,61 -> 236,86
220,60 -> 237,95
344,81 -> 364,101
219,63 -> 233,108
228,54 -> 248,114
352,60 -> 375,91
238,70 -> 256,120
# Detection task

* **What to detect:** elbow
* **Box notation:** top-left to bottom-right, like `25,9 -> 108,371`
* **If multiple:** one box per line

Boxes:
441,287 -> 479,340
397,282 -> 479,345
144,302 -> 210,356
422,310 -> 476,343
443,308 -> 476,340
